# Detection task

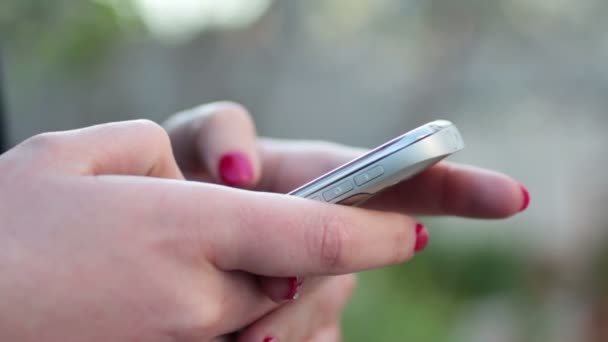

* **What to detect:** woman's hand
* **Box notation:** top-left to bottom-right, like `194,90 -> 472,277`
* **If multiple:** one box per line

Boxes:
0,120 -> 425,342
164,102 -> 528,219
234,275 -> 356,342
163,102 -> 529,341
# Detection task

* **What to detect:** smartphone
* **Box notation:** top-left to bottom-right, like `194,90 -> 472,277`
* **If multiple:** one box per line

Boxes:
288,120 -> 464,206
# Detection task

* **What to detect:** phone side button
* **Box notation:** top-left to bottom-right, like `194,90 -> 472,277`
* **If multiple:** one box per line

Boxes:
322,180 -> 354,201
308,196 -> 323,202
354,166 -> 385,186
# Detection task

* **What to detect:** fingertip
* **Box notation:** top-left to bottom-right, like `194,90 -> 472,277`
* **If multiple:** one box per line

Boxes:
236,320 -> 280,342
218,151 -> 255,188
453,167 -> 529,218
490,177 -> 531,218
263,338 -> 278,342
285,277 -> 304,301
258,276 -> 303,303
414,223 -> 430,253
519,184 -> 531,212
191,102 -> 261,187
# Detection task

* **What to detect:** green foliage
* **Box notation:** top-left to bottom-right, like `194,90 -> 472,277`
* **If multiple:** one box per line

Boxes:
1,0 -> 143,72
342,236 -> 527,342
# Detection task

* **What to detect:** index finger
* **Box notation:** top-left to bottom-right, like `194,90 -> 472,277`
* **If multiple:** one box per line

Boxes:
256,138 -> 529,218
211,190 -> 421,277
100,177 -> 421,277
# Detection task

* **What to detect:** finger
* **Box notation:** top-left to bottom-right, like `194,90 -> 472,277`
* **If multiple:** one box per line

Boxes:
238,275 -> 354,342
97,177 -> 423,276
210,336 -> 232,342
16,120 -> 183,179
256,138 -> 528,218
209,189 -> 422,276
363,163 -> 527,218
307,326 -> 342,342
163,102 -> 260,187
210,271 -> 278,335
254,138 -> 355,193
258,276 -> 304,303
257,273 -> 350,304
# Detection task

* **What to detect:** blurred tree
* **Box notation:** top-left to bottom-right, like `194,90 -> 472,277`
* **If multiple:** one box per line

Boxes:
1,0 -> 142,73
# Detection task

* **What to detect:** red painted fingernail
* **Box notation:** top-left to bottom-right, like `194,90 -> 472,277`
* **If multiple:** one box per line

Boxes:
519,185 -> 530,212
263,337 -> 277,342
414,223 -> 429,253
218,152 -> 253,187
284,277 -> 304,300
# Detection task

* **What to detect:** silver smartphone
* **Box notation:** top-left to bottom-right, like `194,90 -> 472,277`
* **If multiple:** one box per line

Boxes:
288,120 -> 464,206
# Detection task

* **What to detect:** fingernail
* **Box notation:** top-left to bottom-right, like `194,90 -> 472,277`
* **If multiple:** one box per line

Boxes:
414,223 -> 429,253
218,152 -> 253,187
519,184 -> 530,212
284,277 -> 304,300
263,337 -> 277,342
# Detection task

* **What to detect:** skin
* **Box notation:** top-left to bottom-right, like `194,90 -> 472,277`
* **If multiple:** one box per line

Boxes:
163,102 -> 528,341
0,103 -> 527,342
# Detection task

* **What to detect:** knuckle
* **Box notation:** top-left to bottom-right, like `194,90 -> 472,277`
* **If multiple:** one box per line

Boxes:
18,132 -> 69,170
195,299 -> 224,332
160,275 -> 231,340
130,119 -> 168,138
312,213 -> 349,273
129,119 -> 172,150
22,132 -> 65,153
391,215 -> 415,263
167,299 -> 224,340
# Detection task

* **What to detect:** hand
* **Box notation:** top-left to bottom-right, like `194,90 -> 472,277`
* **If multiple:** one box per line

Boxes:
164,102 -> 528,218
234,275 -> 356,342
0,120 -> 425,342
164,103 -> 529,341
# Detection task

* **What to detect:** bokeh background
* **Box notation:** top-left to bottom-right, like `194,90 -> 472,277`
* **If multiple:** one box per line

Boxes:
2,0 -> 608,341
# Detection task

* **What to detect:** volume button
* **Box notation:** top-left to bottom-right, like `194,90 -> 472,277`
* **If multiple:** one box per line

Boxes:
322,180 -> 354,201
354,165 -> 385,186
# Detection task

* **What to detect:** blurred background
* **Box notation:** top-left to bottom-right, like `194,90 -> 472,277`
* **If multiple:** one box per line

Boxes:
2,0 -> 608,341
